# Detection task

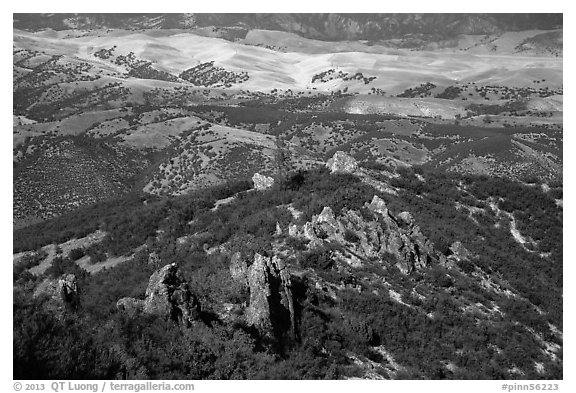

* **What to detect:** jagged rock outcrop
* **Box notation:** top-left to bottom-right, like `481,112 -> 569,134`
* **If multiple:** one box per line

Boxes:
252,172 -> 275,191
116,263 -> 201,326
292,195 -> 446,274
367,195 -> 447,272
326,151 -> 358,174
33,274 -> 80,315
246,254 -> 295,340
229,253 -> 295,342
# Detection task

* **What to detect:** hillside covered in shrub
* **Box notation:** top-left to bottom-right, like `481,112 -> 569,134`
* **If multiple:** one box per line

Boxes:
14,160 -> 562,380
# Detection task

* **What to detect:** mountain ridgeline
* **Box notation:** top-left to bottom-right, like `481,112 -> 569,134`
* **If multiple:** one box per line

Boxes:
14,13 -> 562,41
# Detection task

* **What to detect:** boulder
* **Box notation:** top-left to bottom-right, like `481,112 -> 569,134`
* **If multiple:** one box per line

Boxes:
252,173 -> 275,191
326,151 -> 358,174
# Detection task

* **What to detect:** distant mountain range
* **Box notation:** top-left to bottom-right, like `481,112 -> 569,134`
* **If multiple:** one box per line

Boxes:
14,13 -> 563,41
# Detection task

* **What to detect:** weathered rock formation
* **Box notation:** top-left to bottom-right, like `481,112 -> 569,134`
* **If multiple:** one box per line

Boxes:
246,254 -> 295,341
252,172 -> 275,191
33,273 -> 80,315
117,263 -> 201,326
228,252 -> 296,342
326,151 -> 358,174
295,195 -> 446,273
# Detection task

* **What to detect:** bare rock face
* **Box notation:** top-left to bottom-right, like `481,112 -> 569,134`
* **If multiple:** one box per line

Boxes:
316,207 -> 345,238
366,196 -> 446,273
252,173 -> 275,191
245,254 -> 272,332
367,194 -> 392,223
326,151 -> 358,174
33,274 -> 80,315
143,264 -> 180,316
116,263 -> 201,326
291,195 -> 445,274
244,254 -> 295,341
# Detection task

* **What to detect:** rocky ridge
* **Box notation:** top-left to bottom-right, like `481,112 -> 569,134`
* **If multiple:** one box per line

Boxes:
291,195 -> 446,274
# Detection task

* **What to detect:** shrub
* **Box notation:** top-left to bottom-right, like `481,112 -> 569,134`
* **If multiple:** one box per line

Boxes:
343,229 -> 360,243
69,248 -> 85,261
300,247 -> 334,270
